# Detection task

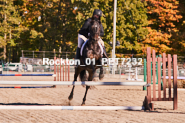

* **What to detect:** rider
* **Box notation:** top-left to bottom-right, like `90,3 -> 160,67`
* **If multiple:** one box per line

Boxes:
75,9 -> 107,61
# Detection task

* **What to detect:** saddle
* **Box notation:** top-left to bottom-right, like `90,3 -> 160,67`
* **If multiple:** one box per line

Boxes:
80,39 -> 104,56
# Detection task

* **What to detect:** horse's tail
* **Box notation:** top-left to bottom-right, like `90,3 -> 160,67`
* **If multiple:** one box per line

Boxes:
80,70 -> 87,81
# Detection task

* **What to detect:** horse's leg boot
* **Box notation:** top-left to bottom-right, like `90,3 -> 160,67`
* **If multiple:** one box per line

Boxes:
99,67 -> 104,80
99,46 -> 107,80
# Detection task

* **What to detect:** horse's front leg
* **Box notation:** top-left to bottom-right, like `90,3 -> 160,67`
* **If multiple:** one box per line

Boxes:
81,70 -> 94,106
81,85 -> 90,106
99,58 -> 104,80
68,66 -> 81,101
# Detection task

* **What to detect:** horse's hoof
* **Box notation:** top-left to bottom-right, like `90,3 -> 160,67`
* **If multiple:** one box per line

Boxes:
52,85 -> 56,88
93,78 -> 99,81
99,74 -> 104,80
81,103 -> 85,106
90,86 -> 97,90
68,101 -> 71,106
68,96 -> 73,101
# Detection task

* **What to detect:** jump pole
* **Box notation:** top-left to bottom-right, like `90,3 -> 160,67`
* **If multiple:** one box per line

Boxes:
0,56 -> 57,88
0,73 -> 55,88
164,76 -> 185,79
0,74 -> 54,76
0,81 -> 150,86
0,74 -> 55,89
0,80 -> 149,110
0,86 -> 55,89
0,58 -> 67,88
0,57 -> 70,88
0,106 -> 145,110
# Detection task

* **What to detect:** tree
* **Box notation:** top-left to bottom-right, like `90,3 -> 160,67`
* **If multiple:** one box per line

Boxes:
0,0 -> 23,61
169,0 -> 185,55
143,0 -> 182,54
18,0 -> 77,53
71,0 -> 148,56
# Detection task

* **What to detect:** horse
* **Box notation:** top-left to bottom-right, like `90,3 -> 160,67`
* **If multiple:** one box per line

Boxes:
68,19 -> 104,106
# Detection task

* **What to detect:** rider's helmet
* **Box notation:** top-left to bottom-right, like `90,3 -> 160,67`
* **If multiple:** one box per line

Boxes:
93,9 -> 103,17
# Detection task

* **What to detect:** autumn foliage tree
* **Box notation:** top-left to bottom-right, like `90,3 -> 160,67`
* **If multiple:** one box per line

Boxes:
170,0 -> 185,55
1,0 -> 185,62
143,0 -> 182,54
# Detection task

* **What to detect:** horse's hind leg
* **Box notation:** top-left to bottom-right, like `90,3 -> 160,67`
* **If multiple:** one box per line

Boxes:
68,67 -> 81,101
68,85 -> 75,101
81,71 -> 94,106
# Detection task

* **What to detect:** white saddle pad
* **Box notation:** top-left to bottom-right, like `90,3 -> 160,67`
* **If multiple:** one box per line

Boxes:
80,40 -> 104,56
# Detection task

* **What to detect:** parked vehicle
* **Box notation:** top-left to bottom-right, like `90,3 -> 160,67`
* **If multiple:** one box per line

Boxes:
6,63 -> 22,71
3,63 -> 33,72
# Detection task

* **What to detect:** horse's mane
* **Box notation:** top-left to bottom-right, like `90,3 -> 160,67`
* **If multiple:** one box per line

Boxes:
91,16 -> 101,22
90,18 -> 101,25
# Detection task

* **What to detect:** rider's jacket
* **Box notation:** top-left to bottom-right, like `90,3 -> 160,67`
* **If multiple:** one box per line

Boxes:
79,18 -> 104,39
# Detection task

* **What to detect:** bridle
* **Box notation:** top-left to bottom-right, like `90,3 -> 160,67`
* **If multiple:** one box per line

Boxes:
90,20 -> 100,41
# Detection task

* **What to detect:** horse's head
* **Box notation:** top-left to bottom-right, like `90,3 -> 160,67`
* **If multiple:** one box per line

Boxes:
89,20 -> 101,41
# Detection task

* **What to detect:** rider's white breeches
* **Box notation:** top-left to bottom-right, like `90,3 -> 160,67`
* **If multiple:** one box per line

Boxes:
78,34 -> 87,48
78,33 -> 104,48
98,38 -> 104,47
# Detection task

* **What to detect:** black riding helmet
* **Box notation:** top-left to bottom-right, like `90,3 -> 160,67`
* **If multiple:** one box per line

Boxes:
93,9 -> 103,17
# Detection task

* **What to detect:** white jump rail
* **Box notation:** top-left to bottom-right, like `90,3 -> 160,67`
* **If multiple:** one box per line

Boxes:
0,81 -> 149,110
0,106 -> 145,110
0,81 -> 150,86
163,76 -> 185,80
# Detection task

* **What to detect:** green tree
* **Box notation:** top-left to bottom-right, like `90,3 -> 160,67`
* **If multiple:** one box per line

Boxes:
19,0 -> 77,53
71,0 -> 148,56
0,0 -> 23,61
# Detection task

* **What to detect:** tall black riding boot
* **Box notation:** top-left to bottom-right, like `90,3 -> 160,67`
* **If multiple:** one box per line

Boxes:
75,47 -> 81,60
103,46 -> 108,58
75,47 -> 81,67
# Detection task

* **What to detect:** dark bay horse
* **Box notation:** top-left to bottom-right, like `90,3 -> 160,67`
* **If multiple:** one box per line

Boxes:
68,20 -> 104,105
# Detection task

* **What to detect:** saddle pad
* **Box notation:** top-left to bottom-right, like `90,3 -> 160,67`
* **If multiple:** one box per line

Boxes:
80,40 -> 103,56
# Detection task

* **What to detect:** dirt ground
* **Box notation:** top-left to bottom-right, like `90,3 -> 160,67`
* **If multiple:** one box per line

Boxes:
0,73 -> 185,123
